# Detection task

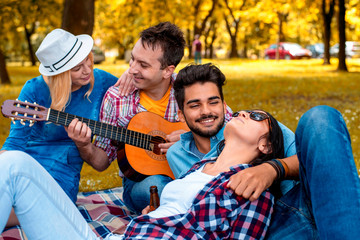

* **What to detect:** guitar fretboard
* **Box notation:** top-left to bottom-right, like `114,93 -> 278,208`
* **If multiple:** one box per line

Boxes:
48,109 -> 153,150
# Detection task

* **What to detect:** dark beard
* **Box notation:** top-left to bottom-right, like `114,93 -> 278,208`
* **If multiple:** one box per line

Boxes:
186,114 -> 225,138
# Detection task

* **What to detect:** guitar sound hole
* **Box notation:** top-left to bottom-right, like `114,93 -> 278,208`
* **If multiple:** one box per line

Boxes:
151,136 -> 166,155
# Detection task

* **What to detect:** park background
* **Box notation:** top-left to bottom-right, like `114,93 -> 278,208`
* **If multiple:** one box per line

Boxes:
0,0 -> 359,191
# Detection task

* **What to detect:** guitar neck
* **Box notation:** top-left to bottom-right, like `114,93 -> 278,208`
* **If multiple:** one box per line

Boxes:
48,109 -> 153,150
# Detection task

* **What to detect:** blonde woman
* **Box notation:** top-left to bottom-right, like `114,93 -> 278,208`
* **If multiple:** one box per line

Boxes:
0,29 -> 118,206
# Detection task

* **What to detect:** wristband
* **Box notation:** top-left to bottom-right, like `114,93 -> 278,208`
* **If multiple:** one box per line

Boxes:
278,159 -> 289,178
265,159 -> 285,182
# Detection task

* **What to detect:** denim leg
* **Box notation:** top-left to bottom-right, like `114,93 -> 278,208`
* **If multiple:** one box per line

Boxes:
266,182 -> 319,240
266,106 -> 360,240
123,175 -> 172,214
295,105 -> 360,239
0,151 -> 98,240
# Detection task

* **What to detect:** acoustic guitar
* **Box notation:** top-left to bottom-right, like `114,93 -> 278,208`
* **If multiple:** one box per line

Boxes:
1,99 -> 189,181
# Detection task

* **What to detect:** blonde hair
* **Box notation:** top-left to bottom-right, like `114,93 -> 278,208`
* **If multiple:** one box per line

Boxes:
45,52 -> 95,111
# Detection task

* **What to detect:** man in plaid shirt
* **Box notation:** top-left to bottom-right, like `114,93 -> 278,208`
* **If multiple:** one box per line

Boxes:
67,22 -> 186,214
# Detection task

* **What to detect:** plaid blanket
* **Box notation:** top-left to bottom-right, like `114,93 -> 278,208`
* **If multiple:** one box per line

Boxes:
0,187 -> 137,239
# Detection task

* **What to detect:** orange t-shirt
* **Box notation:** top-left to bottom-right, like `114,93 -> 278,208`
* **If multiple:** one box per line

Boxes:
139,85 -> 171,117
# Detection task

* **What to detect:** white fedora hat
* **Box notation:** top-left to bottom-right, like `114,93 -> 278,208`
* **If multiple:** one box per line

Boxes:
36,29 -> 93,76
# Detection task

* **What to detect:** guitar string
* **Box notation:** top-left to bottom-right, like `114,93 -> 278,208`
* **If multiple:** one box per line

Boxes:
47,108 -> 171,179
49,111 -> 166,146
50,110 -> 167,146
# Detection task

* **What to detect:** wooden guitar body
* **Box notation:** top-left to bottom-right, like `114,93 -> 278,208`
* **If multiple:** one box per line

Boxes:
123,112 -> 188,180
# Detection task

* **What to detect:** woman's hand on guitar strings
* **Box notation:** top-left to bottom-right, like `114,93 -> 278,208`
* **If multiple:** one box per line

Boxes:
65,118 -> 92,148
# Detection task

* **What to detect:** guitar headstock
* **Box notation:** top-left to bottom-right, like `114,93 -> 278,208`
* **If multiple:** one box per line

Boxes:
1,99 -> 48,126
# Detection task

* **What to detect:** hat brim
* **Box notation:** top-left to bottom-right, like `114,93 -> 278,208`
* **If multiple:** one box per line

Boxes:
38,34 -> 94,76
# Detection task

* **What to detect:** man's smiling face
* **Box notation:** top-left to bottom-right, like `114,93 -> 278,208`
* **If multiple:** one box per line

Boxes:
178,81 -> 225,138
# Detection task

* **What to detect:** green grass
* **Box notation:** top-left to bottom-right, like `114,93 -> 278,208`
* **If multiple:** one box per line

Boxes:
1,58 -> 359,191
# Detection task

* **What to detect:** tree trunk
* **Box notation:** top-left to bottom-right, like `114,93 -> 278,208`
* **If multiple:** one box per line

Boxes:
242,36 -> 248,58
322,0 -> 335,65
337,0 -> 348,71
276,17 -> 282,60
61,0 -> 95,35
0,50 -> 11,84
191,0 -> 202,60
24,25 -> 36,66
191,0 -> 217,59
224,15 -> 239,58
203,27 -> 210,59
209,30 -> 216,59
203,20 -> 216,59
229,35 -> 239,58
275,12 -> 289,60
187,28 -> 192,59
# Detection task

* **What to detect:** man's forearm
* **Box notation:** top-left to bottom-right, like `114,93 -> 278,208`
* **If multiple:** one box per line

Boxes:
281,154 -> 299,179
77,143 -> 110,172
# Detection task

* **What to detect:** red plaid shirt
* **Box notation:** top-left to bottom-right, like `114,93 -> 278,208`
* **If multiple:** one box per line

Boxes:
123,158 -> 274,239
95,75 -> 179,167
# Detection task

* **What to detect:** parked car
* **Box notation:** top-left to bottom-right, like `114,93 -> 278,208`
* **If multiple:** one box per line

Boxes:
306,43 -> 324,58
264,42 -> 312,60
330,41 -> 360,58
92,46 -> 106,64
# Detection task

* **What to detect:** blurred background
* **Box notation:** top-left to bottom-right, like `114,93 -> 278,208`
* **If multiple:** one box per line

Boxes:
1,0 -> 360,70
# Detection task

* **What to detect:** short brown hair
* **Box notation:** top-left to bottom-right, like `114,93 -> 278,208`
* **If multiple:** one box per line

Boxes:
140,22 -> 185,69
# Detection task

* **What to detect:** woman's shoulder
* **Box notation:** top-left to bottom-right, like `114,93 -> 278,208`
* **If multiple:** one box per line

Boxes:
92,68 -> 118,91
22,75 -> 48,93
17,75 -> 50,104
24,75 -> 45,85
93,68 -> 117,81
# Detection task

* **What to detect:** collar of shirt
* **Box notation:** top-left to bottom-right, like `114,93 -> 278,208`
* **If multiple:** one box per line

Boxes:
183,158 -> 252,179
120,73 -> 179,123
179,124 -> 226,157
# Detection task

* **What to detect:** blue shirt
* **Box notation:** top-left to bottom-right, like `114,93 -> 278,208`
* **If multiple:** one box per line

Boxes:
167,122 -> 296,179
1,68 -> 117,202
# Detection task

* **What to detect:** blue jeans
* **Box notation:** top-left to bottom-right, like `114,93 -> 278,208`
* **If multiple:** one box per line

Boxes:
123,175 -> 172,214
266,106 -> 360,239
0,151 -> 99,239
194,51 -> 202,64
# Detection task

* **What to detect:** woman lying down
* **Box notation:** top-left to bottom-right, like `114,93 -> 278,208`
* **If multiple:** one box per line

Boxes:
0,110 -> 284,239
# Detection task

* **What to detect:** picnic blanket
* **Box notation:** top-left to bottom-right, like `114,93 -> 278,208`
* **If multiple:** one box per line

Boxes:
0,187 -> 137,239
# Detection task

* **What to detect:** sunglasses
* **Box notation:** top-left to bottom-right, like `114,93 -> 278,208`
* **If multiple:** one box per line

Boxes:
232,110 -> 270,122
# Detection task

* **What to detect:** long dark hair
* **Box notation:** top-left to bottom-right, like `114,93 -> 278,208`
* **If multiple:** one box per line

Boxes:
217,111 -> 284,165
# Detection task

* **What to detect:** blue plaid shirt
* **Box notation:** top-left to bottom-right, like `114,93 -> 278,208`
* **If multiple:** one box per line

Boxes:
123,158 -> 274,239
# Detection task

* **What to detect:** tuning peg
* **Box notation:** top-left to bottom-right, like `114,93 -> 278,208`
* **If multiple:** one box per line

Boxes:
20,119 -> 25,125
10,117 -> 16,124
29,120 -> 35,127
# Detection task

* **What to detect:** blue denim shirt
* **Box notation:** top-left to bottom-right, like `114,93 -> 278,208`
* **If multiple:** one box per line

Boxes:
1,69 -> 117,202
167,122 -> 296,180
